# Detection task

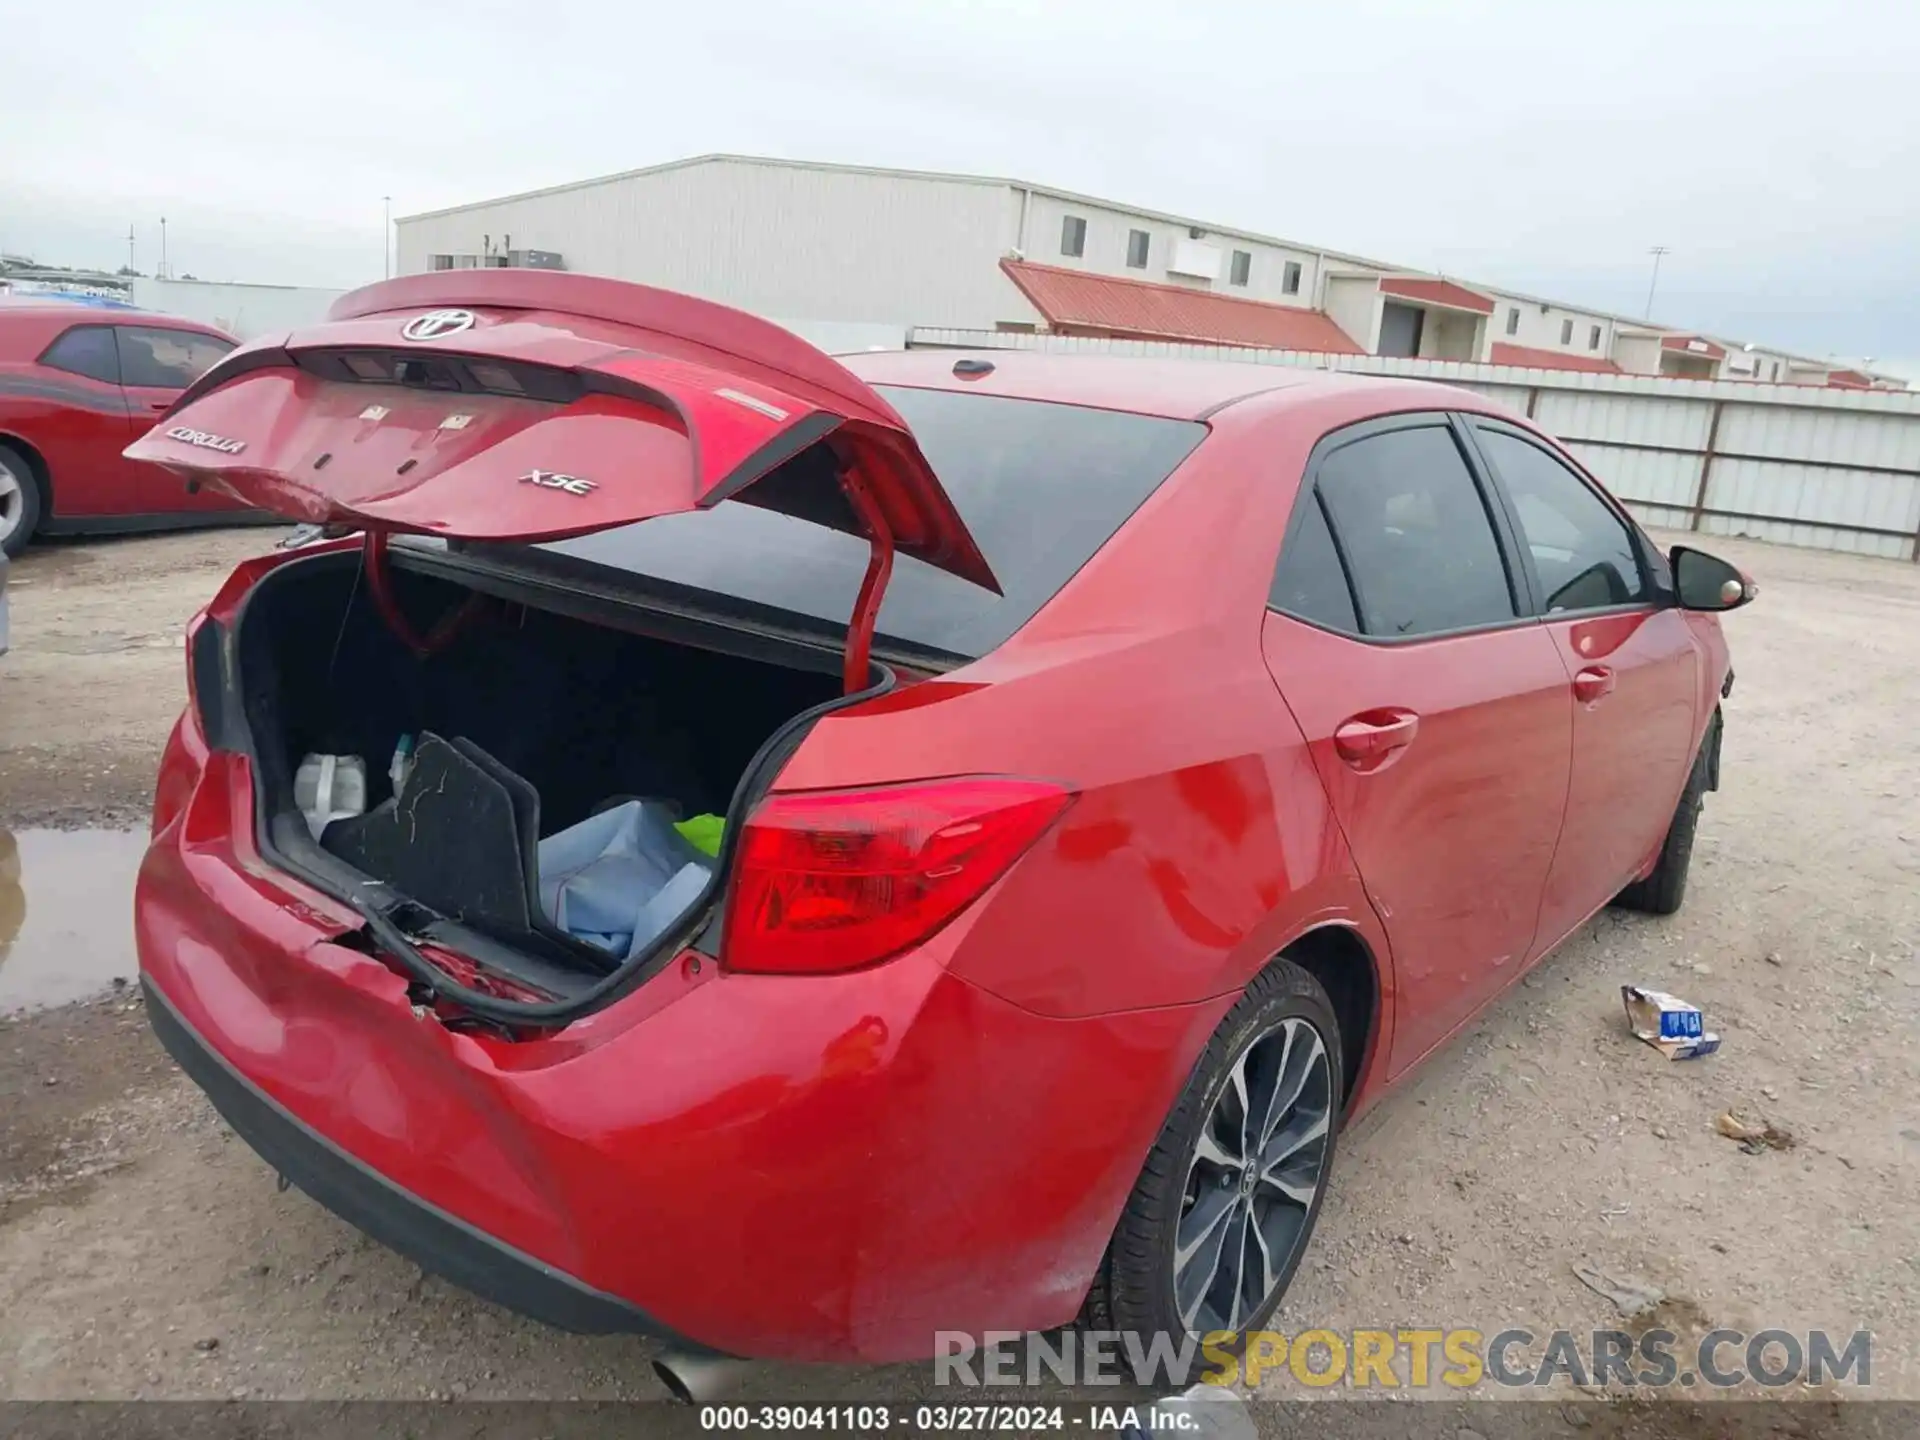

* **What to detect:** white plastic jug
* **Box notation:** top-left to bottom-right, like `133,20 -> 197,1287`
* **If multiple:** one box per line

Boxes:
294,753 -> 369,841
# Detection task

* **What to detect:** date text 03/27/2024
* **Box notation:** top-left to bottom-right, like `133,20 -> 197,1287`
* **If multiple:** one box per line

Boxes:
697,1405 -> 1186,1433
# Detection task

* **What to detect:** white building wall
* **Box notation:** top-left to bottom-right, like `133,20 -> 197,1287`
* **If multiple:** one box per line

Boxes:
130,277 -> 346,339
1323,274 -> 1382,351
396,157 -> 1883,384
396,158 -> 1037,331
1612,332 -> 1664,375
1488,291 -> 1618,359
1419,308 -> 1483,362
1016,190 -> 1360,308
1723,346 -> 1798,384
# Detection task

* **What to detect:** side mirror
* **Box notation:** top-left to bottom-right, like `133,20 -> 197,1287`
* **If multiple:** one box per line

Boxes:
1670,546 -> 1757,612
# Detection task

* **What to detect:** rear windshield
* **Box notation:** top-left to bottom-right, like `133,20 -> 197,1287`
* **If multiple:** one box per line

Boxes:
541,386 -> 1206,660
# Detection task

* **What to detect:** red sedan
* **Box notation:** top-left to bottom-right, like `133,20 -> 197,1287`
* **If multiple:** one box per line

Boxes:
0,303 -> 254,555
129,271 -> 1752,1365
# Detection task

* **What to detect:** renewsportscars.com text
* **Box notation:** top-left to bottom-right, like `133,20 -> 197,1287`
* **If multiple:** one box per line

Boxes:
933,1327 -> 1871,1391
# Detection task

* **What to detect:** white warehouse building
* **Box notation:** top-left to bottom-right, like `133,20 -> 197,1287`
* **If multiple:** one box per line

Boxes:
395,155 -> 1897,389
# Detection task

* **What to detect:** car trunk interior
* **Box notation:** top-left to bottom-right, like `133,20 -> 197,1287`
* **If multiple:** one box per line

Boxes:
230,546 -> 848,1002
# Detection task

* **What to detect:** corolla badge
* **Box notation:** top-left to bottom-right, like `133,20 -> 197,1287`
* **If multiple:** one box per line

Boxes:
164,426 -> 246,455
401,308 -> 477,341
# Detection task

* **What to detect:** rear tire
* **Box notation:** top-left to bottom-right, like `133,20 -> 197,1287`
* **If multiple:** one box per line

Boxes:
1614,714 -> 1718,916
1083,957 -> 1342,1348
0,443 -> 42,558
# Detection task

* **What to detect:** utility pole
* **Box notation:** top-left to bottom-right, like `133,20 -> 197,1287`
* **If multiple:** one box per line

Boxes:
159,217 -> 169,280
1644,245 -> 1670,320
127,224 -> 136,272
383,196 -> 392,279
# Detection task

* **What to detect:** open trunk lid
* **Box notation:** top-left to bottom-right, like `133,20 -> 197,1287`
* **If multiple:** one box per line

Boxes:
125,271 -> 996,588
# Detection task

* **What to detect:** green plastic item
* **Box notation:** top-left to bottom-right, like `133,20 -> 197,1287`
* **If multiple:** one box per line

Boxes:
674,813 -> 726,857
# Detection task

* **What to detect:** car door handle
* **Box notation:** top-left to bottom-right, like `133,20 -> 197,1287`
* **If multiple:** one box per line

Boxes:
1333,709 -> 1420,770
147,400 -> 173,412
1573,665 -> 1615,704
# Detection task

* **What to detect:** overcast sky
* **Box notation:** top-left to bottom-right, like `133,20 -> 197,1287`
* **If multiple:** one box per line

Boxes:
3,0 -> 1914,370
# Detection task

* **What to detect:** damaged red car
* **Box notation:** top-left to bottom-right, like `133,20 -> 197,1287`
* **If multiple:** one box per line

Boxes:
131,270 -> 1753,1366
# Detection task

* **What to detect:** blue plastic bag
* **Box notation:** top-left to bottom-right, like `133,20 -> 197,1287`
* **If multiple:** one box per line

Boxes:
537,801 -> 714,962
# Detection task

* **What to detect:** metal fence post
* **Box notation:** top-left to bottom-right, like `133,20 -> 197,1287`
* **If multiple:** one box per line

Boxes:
1688,400 -> 1725,533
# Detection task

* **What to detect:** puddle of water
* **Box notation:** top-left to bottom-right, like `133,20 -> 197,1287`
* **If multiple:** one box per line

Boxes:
0,828 -> 149,1016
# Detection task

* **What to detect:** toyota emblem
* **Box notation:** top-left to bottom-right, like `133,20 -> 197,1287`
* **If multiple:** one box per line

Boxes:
400,309 -> 477,342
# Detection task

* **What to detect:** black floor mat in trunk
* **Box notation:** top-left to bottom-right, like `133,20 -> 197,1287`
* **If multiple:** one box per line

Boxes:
322,732 -> 547,947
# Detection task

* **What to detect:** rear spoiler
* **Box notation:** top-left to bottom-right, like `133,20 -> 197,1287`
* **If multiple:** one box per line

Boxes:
166,271 -> 916,434
134,271 -> 999,695
325,271 -> 905,426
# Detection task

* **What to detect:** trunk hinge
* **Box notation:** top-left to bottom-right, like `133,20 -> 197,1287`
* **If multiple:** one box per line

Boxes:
362,530 -> 489,658
838,470 -> 895,696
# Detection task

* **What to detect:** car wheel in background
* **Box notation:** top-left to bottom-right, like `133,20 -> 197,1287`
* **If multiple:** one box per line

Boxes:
0,443 -> 42,557
1085,957 -> 1342,1347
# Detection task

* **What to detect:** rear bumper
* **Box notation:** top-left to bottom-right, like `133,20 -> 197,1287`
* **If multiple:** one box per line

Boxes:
143,976 -> 681,1341
137,745 -> 1230,1362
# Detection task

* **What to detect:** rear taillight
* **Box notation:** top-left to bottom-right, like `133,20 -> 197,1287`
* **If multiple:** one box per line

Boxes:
721,777 -> 1074,976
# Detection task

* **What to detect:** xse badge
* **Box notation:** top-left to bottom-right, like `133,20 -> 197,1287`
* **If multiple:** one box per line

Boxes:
519,469 -> 597,496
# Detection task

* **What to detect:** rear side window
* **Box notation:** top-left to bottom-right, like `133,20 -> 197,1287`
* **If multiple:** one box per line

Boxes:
1269,494 -> 1359,633
1473,427 -> 1649,612
39,325 -> 121,384
1315,425 -> 1516,638
115,327 -> 234,389
543,388 -> 1206,659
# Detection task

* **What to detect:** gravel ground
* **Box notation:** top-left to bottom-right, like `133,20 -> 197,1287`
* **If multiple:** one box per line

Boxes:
0,526 -> 1915,1425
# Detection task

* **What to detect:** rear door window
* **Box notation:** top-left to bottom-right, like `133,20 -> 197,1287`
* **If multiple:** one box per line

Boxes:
39,325 -> 121,384
114,327 -> 235,389
1315,424 -> 1517,638
541,387 -> 1206,659
1269,493 -> 1359,633
1472,426 -> 1649,612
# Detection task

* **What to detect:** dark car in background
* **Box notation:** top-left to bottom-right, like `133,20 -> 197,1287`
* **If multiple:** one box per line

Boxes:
0,304 -> 256,556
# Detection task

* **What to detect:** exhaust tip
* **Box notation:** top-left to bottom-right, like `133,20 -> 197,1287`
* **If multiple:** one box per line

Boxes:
653,1349 -> 753,1405
652,1357 -> 697,1406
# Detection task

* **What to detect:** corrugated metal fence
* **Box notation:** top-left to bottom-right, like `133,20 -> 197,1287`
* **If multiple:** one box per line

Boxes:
131,278 -> 347,341
911,328 -> 1920,561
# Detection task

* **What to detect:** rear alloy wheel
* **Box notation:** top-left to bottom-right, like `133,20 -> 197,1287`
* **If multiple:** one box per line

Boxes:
1086,959 -> 1342,1344
1175,1016 -> 1334,1331
0,444 -> 43,558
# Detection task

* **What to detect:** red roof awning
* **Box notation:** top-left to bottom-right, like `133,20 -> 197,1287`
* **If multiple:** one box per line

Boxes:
999,260 -> 1364,354
1378,277 -> 1496,315
1489,342 -> 1622,374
